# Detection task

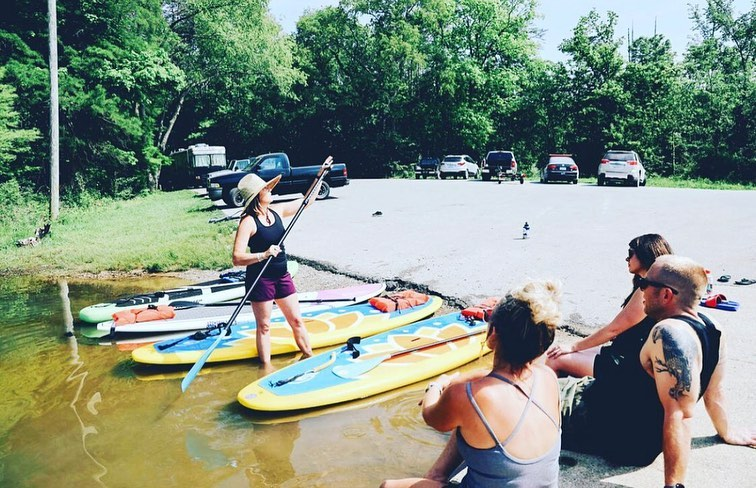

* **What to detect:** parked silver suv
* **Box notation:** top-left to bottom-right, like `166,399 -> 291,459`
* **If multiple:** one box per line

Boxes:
597,150 -> 646,186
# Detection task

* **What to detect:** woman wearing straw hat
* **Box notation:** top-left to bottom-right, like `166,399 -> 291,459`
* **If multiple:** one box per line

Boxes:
232,156 -> 333,367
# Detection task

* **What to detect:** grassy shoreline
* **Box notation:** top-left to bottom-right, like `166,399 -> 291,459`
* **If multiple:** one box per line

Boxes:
0,190 -> 237,277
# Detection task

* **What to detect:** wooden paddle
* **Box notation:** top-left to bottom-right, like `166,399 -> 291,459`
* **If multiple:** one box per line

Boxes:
181,158 -> 334,393
332,329 -> 485,379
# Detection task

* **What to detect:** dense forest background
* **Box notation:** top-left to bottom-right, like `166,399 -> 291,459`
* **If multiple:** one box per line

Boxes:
0,0 -> 754,199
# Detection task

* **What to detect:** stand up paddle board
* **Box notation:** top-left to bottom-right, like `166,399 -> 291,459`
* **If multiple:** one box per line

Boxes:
93,282 -> 386,335
131,296 -> 443,365
78,262 -> 299,323
237,311 -> 491,411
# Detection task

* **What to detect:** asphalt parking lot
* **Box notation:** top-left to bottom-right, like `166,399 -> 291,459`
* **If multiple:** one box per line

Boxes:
213,178 -> 756,486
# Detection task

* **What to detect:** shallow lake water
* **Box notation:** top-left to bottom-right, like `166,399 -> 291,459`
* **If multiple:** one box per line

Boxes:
0,275 -> 491,487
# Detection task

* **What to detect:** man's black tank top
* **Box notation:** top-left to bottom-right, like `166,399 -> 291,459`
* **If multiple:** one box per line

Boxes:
584,312 -> 721,465
245,209 -> 287,286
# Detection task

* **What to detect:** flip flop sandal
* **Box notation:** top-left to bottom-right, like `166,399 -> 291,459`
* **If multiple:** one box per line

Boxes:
734,278 -> 756,285
717,275 -> 731,283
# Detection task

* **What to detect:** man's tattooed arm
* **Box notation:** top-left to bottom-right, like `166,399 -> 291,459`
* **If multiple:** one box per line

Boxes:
652,325 -> 698,400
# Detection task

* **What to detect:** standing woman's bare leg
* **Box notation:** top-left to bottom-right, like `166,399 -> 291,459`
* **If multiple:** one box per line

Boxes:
275,293 -> 313,358
251,300 -> 275,364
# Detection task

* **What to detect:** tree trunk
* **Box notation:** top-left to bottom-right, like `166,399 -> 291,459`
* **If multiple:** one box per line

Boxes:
159,91 -> 186,152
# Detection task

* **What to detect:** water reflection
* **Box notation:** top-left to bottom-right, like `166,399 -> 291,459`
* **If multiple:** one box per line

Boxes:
0,275 -> 490,487
60,279 -> 108,486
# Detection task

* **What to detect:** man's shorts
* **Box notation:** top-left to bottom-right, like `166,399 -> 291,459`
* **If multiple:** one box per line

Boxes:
248,272 -> 297,302
558,376 -> 599,454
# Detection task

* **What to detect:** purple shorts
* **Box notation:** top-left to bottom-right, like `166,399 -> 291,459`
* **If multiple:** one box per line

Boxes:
248,273 -> 297,302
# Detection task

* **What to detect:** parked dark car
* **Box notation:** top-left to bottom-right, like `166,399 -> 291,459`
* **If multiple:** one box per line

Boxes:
415,156 -> 440,179
207,152 -> 348,207
540,154 -> 579,184
481,150 -> 517,181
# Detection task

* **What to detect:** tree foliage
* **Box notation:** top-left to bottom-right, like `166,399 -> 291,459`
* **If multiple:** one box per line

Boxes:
1,0 -> 753,199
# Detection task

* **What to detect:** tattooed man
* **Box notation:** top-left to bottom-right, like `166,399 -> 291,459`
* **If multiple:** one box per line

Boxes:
416,256 -> 754,488
635,255 -> 755,487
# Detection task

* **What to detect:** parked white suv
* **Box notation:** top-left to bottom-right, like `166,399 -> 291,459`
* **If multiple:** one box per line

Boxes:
597,150 -> 646,186
439,155 -> 479,179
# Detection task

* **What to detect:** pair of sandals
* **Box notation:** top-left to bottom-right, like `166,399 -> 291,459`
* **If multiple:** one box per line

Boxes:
717,275 -> 756,285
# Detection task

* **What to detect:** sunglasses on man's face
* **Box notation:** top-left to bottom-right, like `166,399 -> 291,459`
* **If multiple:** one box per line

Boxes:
638,276 -> 679,295
627,249 -> 636,259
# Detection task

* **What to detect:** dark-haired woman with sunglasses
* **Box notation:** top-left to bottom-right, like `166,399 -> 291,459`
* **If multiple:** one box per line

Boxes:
545,234 -> 673,378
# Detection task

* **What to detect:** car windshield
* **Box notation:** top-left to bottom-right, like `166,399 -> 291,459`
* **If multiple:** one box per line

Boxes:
420,158 -> 437,164
549,157 -> 574,164
443,157 -> 462,162
605,152 -> 635,161
487,152 -> 513,162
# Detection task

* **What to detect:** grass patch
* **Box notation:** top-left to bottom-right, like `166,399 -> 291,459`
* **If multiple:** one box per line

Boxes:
645,176 -> 755,190
0,190 -> 237,276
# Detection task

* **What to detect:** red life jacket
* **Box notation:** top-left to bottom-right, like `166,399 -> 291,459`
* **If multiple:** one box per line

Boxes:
112,305 -> 176,326
461,297 -> 500,320
369,290 -> 430,313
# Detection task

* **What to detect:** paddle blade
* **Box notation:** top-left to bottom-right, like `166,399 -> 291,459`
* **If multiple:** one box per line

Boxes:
332,354 -> 389,379
181,331 -> 226,392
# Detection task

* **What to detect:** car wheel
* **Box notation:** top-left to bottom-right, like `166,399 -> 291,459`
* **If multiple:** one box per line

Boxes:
440,173 -> 446,180
316,181 -> 331,200
597,175 -> 605,186
543,175 -> 548,184
223,187 -> 244,207
482,173 -> 491,181
415,174 -> 420,179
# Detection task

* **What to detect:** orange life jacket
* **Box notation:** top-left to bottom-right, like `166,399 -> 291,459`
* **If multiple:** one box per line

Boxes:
461,297 -> 500,320
112,305 -> 176,326
369,290 -> 430,313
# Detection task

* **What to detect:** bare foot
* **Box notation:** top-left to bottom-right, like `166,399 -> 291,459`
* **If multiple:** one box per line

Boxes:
260,362 -> 276,376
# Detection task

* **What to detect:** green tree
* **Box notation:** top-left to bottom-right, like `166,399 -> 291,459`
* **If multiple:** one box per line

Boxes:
684,0 -> 755,180
622,35 -> 682,175
559,9 -> 627,173
0,66 -> 40,180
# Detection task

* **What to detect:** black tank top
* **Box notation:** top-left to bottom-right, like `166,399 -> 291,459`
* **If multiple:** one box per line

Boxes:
245,209 -> 287,284
584,312 -> 721,465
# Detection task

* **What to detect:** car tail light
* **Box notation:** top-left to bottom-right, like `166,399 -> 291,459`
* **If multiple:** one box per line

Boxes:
457,162 -> 465,166
600,159 -> 609,164
627,160 -> 638,165
548,164 -> 557,170
570,165 -> 578,170
343,166 -> 348,177
511,160 -> 516,168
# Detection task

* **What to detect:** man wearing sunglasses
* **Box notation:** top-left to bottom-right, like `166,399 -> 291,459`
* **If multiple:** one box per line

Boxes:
631,255 -> 755,487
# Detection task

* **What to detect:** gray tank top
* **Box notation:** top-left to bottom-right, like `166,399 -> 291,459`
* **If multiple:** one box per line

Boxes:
455,372 -> 561,488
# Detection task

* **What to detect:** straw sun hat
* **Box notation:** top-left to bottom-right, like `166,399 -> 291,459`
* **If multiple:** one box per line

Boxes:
237,173 -> 282,210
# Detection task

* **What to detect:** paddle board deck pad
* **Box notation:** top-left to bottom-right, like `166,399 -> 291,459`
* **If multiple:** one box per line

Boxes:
78,262 -> 299,323
94,282 -> 386,334
131,296 -> 443,365
237,311 -> 490,411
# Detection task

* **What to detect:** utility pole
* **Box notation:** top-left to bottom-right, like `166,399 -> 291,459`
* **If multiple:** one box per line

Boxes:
48,0 -> 59,220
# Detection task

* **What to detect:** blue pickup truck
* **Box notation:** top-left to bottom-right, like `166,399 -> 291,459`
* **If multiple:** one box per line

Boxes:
207,152 -> 349,207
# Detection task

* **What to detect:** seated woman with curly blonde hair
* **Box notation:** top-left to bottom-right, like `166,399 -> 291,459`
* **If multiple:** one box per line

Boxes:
381,280 -> 563,488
